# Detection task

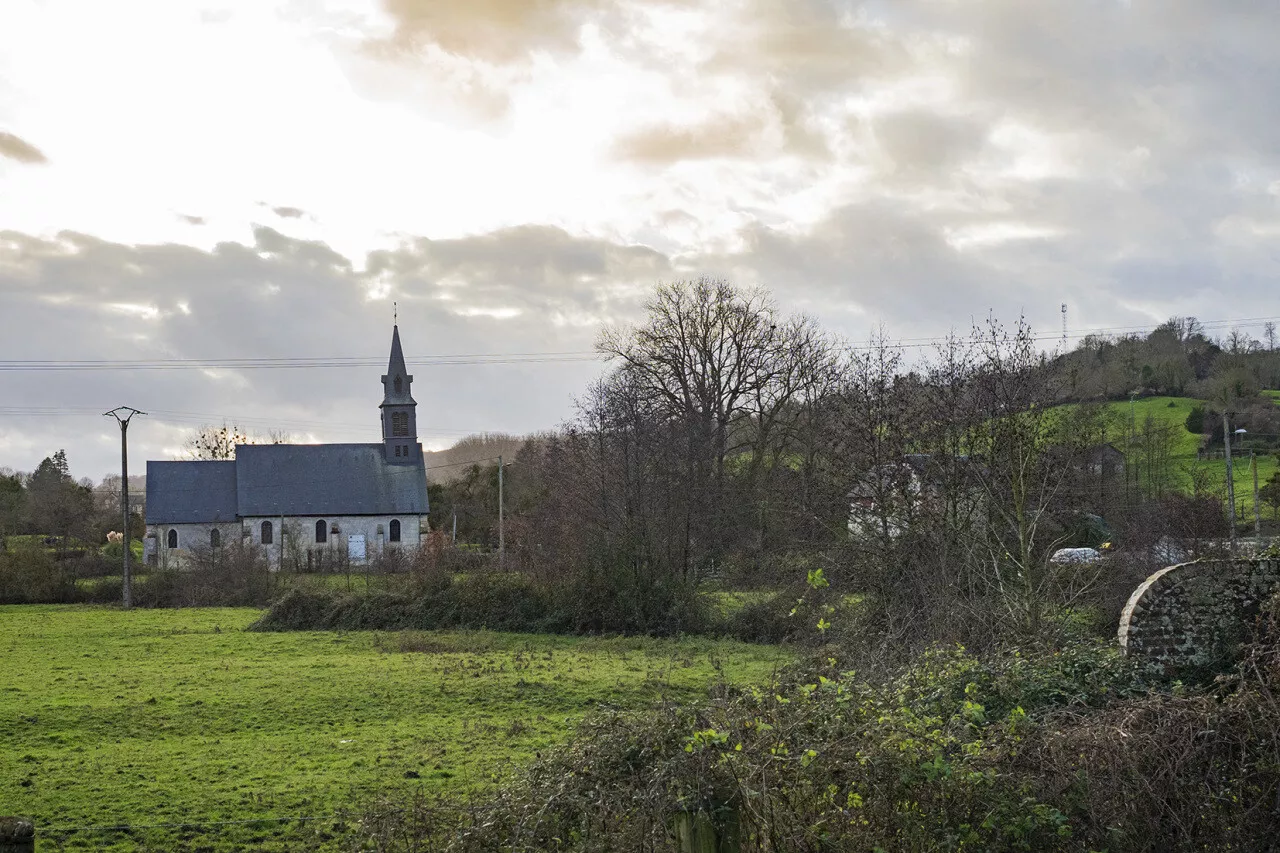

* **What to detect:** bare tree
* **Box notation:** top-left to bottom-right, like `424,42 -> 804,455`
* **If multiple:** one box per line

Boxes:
1133,413 -> 1179,499
184,423 -> 249,460
596,277 -> 838,577
963,317 -> 1084,635
182,423 -> 296,460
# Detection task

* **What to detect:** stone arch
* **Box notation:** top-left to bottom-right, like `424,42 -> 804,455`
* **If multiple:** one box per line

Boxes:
1118,558 -> 1280,671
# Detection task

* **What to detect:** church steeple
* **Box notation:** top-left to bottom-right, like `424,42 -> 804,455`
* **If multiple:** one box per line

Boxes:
380,325 -> 419,463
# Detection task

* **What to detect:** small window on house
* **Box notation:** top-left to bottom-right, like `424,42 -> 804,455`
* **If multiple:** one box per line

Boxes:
315,520 -> 327,543
391,412 -> 409,437
261,520 -> 273,545
210,528 -> 221,548
394,445 -> 401,457
389,519 -> 401,543
167,529 -> 178,549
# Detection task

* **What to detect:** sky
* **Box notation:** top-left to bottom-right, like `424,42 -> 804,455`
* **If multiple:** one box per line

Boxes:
2,0 -> 1280,480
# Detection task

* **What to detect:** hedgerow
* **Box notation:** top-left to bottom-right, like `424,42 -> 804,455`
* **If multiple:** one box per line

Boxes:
351,625 -> 1280,852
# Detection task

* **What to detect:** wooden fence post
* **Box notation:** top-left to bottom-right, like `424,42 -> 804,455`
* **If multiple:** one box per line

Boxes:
0,817 -> 34,853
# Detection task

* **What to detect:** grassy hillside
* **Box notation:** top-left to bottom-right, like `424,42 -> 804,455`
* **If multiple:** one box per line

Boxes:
1068,394 -> 1278,522
0,606 -> 790,851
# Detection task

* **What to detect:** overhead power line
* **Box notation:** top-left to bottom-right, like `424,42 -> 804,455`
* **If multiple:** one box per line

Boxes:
0,405 -> 483,436
0,351 -> 602,372
855,314 -> 1280,351
3,316 -> 1277,369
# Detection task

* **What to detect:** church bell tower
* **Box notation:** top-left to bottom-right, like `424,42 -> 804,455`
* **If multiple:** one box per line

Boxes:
380,325 -> 419,464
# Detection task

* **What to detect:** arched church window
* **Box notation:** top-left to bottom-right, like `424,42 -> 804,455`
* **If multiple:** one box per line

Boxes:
389,519 -> 401,543
261,520 -> 273,545
210,528 -> 221,548
167,529 -> 178,549
394,376 -> 403,394
315,520 -> 327,544
391,412 -> 409,437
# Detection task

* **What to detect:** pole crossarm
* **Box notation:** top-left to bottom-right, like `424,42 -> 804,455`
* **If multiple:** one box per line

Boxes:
103,406 -> 147,423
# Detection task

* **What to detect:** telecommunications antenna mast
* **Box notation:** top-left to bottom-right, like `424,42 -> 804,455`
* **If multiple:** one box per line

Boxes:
1060,303 -> 1068,352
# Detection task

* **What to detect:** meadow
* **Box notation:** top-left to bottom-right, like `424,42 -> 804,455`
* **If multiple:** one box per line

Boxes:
0,606 -> 791,851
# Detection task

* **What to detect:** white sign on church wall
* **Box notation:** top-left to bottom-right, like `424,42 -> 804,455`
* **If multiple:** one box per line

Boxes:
347,533 -> 367,563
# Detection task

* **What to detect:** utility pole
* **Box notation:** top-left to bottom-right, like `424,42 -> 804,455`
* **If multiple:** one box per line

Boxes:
1127,393 -> 1138,504
1253,451 -> 1262,540
103,407 -> 145,609
497,455 -> 504,569
1223,412 -> 1237,549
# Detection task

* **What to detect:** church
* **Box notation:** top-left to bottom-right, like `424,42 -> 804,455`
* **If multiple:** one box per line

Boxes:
145,325 -> 429,567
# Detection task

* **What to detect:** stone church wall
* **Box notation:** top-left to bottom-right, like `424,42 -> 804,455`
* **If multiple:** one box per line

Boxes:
244,514 -> 424,568
151,521 -> 243,569
149,515 -> 424,570
1118,558 -> 1280,671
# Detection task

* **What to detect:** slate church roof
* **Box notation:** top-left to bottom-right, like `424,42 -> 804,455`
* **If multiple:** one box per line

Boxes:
235,443 -> 428,516
147,445 -> 428,524
144,460 -> 238,524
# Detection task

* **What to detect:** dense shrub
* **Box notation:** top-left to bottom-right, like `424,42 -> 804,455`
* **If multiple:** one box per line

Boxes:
718,584 -> 859,646
0,543 -> 74,603
352,638 -> 1280,852
251,565 -> 710,637
1184,403 -> 1205,434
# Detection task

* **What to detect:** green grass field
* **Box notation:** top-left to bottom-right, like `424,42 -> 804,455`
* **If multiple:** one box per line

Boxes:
1142,396 -> 1276,518
0,606 -> 791,851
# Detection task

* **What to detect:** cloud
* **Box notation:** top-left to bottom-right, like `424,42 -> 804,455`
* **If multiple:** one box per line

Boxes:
700,0 -> 908,92
371,0 -> 611,63
0,224 -> 673,478
7,0 -> 1280,478
0,131 -> 47,164
871,110 -> 990,181
177,213 -> 205,226
366,224 -> 671,325
613,114 -> 766,164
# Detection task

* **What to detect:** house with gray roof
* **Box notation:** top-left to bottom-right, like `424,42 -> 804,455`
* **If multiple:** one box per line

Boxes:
145,325 -> 429,567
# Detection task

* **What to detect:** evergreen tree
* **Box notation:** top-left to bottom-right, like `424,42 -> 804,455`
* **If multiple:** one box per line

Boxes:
26,450 -> 92,550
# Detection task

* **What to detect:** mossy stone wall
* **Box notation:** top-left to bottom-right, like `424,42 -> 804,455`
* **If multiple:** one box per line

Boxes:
1118,559 -> 1280,671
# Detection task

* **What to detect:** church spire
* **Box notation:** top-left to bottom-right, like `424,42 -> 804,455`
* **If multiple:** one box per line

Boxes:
381,325 -> 416,405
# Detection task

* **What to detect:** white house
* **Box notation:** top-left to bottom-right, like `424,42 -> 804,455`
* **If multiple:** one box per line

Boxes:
145,325 -> 429,568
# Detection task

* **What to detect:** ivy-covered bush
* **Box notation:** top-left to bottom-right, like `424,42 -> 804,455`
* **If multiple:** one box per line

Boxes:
352,637 -> 1280,852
